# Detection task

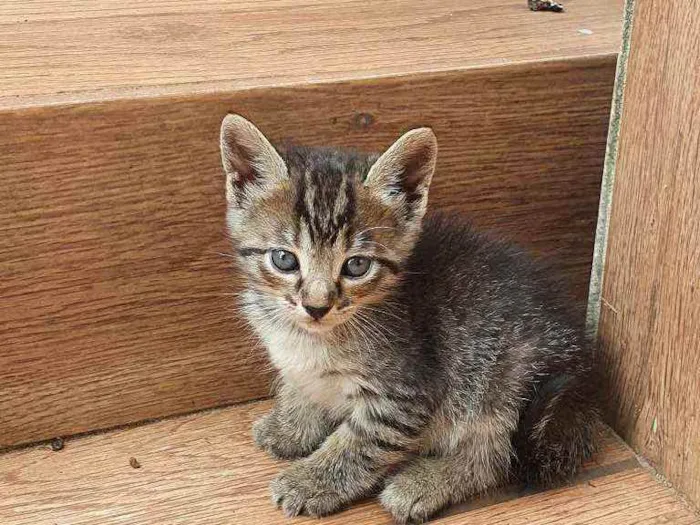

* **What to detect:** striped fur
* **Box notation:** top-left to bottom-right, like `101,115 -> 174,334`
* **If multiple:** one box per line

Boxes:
220,115 -> 599,523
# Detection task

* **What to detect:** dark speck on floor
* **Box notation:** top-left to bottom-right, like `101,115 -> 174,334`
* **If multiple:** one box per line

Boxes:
129,457 -> 141,469
50,437 -> 64,452
529,0 -> 565,12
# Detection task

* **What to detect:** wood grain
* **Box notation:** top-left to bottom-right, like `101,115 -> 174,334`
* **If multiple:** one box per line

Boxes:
0,400 -> 697,525
0,59 -> 615,448
0,0 -> 624,109
597,0 -> 700,510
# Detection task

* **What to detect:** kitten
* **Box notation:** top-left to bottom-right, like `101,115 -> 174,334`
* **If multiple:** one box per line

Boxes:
220,114 -> 599,524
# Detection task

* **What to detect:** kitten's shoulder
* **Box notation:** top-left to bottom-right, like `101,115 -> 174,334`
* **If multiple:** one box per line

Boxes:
407,212 -> 575,303
408,211 -> 583,325
410,212 -> 526,272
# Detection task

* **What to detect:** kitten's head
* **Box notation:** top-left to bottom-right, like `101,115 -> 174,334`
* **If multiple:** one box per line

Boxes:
220,114 -> 437,335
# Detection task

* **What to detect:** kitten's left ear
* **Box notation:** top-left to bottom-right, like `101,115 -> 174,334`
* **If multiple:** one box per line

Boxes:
220,114 -> 287,205
364,128 -> 437,217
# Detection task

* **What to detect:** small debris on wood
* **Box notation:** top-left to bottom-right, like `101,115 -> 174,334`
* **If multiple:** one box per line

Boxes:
50,437 -> 64,451
529,0 -> 564,12
578,28 -> 594,35
352,112 -> 375,130
129,457 -> 141,469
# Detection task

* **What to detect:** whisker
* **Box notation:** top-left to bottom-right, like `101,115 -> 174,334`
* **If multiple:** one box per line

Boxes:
349,309 -> 395,349
359,240 -> 394,254
358,304 -> 407,326
355,226 -> 398,238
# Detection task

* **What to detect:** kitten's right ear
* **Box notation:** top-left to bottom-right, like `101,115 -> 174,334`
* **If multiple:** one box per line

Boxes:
220,114 -> 287,204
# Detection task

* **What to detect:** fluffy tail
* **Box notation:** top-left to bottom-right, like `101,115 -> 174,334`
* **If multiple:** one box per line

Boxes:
513,372 -> 600,487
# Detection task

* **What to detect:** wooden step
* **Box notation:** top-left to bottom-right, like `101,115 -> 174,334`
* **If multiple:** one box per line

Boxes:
1,400 -> 697,524
0,0 -> 624,449
2,0 -> 623,108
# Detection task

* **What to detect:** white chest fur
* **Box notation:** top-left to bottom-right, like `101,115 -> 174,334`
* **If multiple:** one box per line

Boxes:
256,322 -> 361,415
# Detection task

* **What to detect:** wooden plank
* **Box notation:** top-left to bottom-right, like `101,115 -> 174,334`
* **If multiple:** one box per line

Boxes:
0,59 -> 615,448
0,0 -> 624,108
597,0 -> 700,511
0,400 -> 697,525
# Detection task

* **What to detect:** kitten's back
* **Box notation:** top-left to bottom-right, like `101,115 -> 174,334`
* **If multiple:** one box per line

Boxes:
401,212 -> 599,485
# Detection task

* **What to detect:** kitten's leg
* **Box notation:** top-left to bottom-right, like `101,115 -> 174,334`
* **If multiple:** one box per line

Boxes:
380,423 -> 513,524
270,397 -> 428,517
253,382 -> 335,459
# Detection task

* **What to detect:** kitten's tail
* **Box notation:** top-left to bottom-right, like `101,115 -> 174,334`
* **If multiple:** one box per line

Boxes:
513,371 -> 601,487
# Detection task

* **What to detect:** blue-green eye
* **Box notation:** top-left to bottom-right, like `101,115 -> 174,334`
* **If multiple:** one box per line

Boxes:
342,256 -> 372,278
270,250 -> 299,272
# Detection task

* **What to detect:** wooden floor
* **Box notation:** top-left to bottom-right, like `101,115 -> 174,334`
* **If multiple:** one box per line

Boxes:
1,401 -> 697,525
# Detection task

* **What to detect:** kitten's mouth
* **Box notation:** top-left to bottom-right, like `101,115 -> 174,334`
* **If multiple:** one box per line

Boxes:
296,312 -> 349,334
298,319 -> 334,333
290,304 -> 350,334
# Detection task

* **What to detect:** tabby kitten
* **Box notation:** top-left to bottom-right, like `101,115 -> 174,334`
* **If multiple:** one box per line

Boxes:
220,114 -> 598,523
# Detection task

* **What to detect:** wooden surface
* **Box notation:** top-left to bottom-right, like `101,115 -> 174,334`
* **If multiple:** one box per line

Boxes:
0,400 -> 697,525
0,58 -> 616,449
0,0 -> 624,109
597,0 -> 700,511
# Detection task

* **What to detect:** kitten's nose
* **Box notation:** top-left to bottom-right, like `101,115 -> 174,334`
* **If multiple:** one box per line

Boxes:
304,305 -> 331,321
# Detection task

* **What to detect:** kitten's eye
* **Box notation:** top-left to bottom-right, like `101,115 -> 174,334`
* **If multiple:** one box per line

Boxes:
270,250 -> 299,272
342,256 -> 372,278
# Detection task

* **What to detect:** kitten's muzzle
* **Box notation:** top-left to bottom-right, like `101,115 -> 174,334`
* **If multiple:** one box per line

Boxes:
300,278 -> 336,321
303,305 -> 331,320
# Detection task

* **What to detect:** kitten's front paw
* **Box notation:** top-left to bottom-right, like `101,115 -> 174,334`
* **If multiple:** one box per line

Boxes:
270,462 -> 345,517
380,469 -> 449,524
252,412 -> 309,459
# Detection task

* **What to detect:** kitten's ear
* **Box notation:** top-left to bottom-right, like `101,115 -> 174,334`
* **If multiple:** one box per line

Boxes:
364,128 -> 437,217
220,114 -> 287,204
